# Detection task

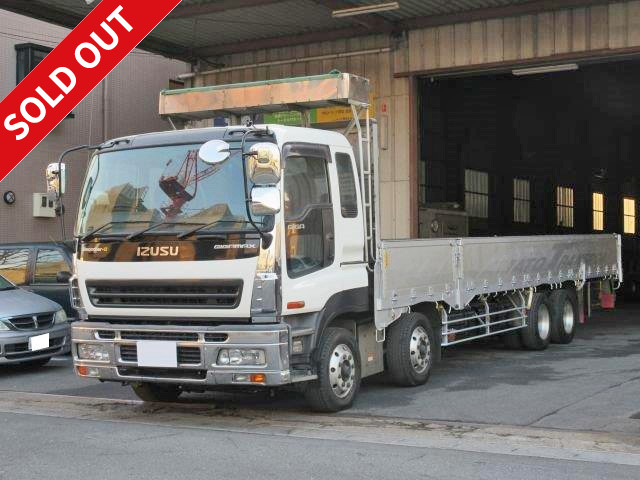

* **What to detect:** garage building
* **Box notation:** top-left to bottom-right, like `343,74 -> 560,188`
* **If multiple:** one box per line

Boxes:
4,0 -> 640,287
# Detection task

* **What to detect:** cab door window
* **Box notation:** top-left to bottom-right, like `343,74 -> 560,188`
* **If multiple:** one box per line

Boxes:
34,249 -> 68,284
0,249 -> 30,285
283,144 -> 334,278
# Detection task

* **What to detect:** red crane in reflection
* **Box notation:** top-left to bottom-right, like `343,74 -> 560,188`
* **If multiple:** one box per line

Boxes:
159,149 -> 222,217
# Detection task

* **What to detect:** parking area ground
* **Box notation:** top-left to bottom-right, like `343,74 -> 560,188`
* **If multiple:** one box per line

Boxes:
1,304 -> 639,435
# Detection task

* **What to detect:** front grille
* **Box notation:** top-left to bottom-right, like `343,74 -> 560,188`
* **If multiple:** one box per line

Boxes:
118,344 -> 202,365
97,330 -> 116,340
120,331 -> 198,342
8,313 -> 55,330
117,367 -> 207,380
5,336 -> 65,359
86,281 -> 243,309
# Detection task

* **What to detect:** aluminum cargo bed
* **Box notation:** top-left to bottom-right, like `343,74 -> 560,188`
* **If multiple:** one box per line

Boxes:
374,234 -> 622,329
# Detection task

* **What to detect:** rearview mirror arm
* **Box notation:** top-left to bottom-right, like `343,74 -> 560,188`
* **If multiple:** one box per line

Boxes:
240,128 -> 274,248
56,144 -> 102,242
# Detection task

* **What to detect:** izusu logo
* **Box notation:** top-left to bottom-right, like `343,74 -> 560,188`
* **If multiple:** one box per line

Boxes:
136,246 -> 179,257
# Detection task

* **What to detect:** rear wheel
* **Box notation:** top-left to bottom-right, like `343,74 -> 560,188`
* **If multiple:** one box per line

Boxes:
305,327 -> 360,412
131,383 -> 182,402
549,288 -> 578,344
521,292 -> 552,350
386,312 -> 436,387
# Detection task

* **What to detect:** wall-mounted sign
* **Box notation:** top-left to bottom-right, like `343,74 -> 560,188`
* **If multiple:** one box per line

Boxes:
262,94 -> 376,126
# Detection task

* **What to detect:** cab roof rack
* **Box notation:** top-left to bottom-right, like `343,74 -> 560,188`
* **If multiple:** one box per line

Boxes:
159,71 -> 370,125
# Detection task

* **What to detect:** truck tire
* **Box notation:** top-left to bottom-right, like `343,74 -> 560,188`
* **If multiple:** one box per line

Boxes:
386,312 -> 435,387
131,383 -> 182,402
549,288 -> 578,344
305,327 -> 361,412
521,292 -> 552,350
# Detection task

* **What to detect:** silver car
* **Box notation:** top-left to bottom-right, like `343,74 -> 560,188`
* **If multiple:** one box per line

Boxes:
0,274 -> 71,366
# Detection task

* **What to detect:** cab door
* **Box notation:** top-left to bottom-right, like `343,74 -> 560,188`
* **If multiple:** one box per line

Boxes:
280,143 -> 368,316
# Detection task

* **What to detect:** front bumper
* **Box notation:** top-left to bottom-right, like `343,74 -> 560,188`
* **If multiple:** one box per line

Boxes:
0,324 -> 71,364
72,322 -> 291,387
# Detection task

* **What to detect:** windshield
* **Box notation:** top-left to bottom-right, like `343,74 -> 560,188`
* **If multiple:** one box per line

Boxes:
76,143 -> 267,237
0,275 -> 15,290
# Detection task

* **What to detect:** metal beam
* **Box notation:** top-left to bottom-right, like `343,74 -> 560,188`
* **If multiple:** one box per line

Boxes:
195,25 -> 378,58
195,0 -> 617,57
398,0 -> 617,31
168,0 -> 284,19
310,0 -> 396,32
0,0 -> 191,60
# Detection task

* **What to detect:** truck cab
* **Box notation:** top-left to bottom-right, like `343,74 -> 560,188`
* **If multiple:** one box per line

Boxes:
71,124 -> 372,410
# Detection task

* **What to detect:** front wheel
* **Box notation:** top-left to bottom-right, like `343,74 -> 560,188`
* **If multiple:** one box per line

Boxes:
131,382 -> 182,402
386,312 -> 436,386
305,327 -> 361,412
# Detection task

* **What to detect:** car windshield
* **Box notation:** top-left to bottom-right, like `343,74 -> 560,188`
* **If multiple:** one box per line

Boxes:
75,143 -> 267,237
0,275 -> 15,291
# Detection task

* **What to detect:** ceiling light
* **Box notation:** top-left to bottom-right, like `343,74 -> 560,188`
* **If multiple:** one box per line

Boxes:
332,1 -> 400,18
512,63 -> 579,76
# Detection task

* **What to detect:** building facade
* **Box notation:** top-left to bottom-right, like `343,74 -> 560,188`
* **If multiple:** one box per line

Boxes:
0,10 -> 189,243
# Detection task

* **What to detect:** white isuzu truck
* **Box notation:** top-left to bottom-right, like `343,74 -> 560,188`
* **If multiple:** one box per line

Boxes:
69,73 -> 622,411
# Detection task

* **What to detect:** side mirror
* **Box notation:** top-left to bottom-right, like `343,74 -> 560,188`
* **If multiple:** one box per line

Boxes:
56,271 -> 72,284
198,140 -> 231,165
248,143 -> 281,185
250,186 -> 281,216
46,163 -> 66,196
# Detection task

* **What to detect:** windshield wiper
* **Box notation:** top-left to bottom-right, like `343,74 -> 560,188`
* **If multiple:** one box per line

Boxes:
81,221 -> 150,242
126,221 -> 206,241
176,220 -> 263,240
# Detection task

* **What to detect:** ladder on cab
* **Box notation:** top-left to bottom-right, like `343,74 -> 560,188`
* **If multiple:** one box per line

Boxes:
346,104 -> 379,267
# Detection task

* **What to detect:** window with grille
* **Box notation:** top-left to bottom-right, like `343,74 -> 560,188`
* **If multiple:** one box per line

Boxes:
623,197 -> 636,234
513,178 -> 530,223
16,43 -> 52,84
464,169 -> 489,218
592,192 -> 604,231
556,186 -> 574,228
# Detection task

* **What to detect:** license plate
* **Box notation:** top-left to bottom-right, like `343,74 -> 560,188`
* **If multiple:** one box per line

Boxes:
29,333 -> 50,352
136,341 -> 178,368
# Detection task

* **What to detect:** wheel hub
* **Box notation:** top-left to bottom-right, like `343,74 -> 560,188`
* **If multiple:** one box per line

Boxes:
537,304 -> 551,340
562,301 -> 575,334
409,326 -> 431,374
329,344 -> 356,399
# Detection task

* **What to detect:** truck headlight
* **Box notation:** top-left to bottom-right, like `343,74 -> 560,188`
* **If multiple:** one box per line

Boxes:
54,309 -> 68,324
217,348 -> 265,366
77,343 -> 110,362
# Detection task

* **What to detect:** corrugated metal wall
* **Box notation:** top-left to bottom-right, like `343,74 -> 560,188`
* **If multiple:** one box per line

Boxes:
187,1 -> 640,240
406,1 -> 640,73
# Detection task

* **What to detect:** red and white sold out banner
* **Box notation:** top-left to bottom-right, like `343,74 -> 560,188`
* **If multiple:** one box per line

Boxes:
0,0 -> 182,183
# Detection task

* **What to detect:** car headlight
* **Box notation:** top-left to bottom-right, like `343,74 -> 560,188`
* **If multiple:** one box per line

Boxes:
54,309 -> 68,324
0,321 -> 9,331
77,343 -> 110,362
217,348 -> 266,366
